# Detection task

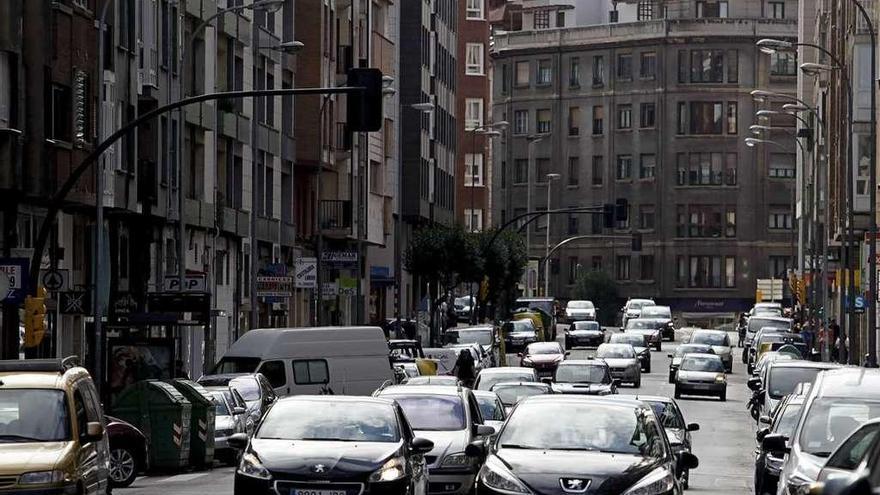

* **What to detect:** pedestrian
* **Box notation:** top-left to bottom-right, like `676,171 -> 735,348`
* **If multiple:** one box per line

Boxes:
452,349 -> 476,388
828,318 -> 841,361
737,312 -> 747,347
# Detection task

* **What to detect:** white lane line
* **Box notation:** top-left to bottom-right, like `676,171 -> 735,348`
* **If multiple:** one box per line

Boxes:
157,472 -> 211,483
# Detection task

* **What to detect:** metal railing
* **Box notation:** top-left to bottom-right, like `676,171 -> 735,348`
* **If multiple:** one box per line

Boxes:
320,200 -> 353,231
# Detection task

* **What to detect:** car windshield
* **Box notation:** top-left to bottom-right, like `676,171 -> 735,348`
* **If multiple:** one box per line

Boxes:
455,297 -> 473,306
692,332 -> 728,346
256,400 -> 400,442
641,307 -> 670,318
230,377 -> 260,401
211,392 -> 230,416
213,357 -> 261,374
476,372 -> 535,391
597,345 -> 635,359
509,321 -> 535,333
613,335 -> 645,347
572,322 -> 600,331
798,399 -> 880,456
388,395 -> 466,431
568,301 -> 594,309
499,402 -> 661,456
627,320 -> 658,329
647,401 -> 685,429
748,318 -> 790,334
628,301 -> 653,310
0,389 -> 71,442
681,356 -> 724,372
492,385 -> 551,406
555,364 -> 610,384
674,345 -> 710,357
768,367 -> 825,399
476,396 -> 505,421
775,402 -> 804,438
526,343 -> 562,355
457,330 -> 493,346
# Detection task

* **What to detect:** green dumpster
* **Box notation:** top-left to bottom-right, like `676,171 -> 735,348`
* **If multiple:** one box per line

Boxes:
112,380 -> 192,470
170,379 -> 216,468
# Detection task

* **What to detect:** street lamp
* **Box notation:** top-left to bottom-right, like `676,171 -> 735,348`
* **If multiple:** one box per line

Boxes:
543,173 -> 561,296
257,40 -> 306,53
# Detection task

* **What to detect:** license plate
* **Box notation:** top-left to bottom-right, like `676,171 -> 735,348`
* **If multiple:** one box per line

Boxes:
511,339 -> 523,344
292,490 -> 347,495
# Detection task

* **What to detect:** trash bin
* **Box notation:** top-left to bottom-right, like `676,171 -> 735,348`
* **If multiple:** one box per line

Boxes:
169,379 -> 216,468
112,380 -> 192,470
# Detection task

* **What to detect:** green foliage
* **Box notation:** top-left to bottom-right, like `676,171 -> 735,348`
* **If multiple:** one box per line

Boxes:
479,229 -> 527,317
573,269 -> 619,325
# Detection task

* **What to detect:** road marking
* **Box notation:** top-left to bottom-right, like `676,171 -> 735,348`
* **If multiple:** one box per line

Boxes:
157,472 -> 212,483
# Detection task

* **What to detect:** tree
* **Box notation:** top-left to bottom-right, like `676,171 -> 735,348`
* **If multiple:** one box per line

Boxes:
573,269 -> 620,326
478,229 -> 527,320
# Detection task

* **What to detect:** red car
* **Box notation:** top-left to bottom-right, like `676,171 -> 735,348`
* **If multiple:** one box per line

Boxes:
106,415 -> 149,488
519,342 -> 568,377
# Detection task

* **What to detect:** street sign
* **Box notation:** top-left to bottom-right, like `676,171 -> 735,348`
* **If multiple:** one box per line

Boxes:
0,258 -> 29,304
294,257 -> 317,288
41,269 -> 68,291
321,282 -> 338,300
855,295 -> 867,313
322,251 -> 358,266
60,291 -> 91,315
165,274 -> 207,292
256,276 -> 293,298
756,278 -> 784,301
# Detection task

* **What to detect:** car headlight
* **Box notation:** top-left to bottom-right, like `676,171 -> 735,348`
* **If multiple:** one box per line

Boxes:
622,467 -> 675,495
18,470 -> 69,485
238,452 -> 272,480
478,456 -> 531,494
715,375 -> 727,383
370,456 -> 406,482
441,452 -> 474,468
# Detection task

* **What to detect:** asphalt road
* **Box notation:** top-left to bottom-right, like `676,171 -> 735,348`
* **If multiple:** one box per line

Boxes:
123,325 -> 756,495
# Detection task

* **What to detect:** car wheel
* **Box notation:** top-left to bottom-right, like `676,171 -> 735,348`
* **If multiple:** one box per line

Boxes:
719,391 -> 727,402
674,386 -> 681,399
644,361 -> 651,374
109,445 -> 138,488
564,340 -> 571,351
633,376 -> 641,388
668,371 -> 675,383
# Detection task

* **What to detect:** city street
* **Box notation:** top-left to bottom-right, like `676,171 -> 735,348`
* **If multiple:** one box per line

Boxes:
123,326 -> 756,495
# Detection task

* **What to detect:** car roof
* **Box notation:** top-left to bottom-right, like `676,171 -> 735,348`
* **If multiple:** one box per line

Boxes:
531,394 -> 647,408
378,385 -> 464,397
278,395 -> 398,407
456,326 -> 493,332
628,298 -> 655,303
559,359 -> 608,366
632,395 -> 674,404
692,329 -> 726,335
479,367 -> 535,375
770,361 -> 840,370
811,368 -> 880,399
683,353 -> 722,360
492,381 -> 550,388
599,343 -> 631,349
472,390 -> 500,399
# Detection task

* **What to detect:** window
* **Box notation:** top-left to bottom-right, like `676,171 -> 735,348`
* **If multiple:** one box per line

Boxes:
676,256 -> 687,287
534,10 -> 550,29
689,102 -> 724,134
514,159 -> 529,184
568,106 -> 581,136
51,84 -> 72,142
466,43 -> 484,75
500,160 -> 507,188
568,257 -> 580,284
568,157 -> 580,186
0,52 -> 10,127
690,49 -> 725,83
592,156 -> 604,185
680,205 -> 737,237
567,214 -> 580,234
616,256 -> 631,280
536,109 -> 551,134
725,257 -> 736,288
592,106 -> 604,135
677,102 -> 688,134
769,256 -> 792,278
514,110 -> 528,135
769,153 -> 796,178
258,361 -> 287,388
769,1 -> 785,19
501,64 -> 511,94
466,0 -> 484,19
465,154 -> 484,187
591,256 -> 603,270
465,209 -> 484,232
537,59 -> 552,85
515,61 -> 530,87
639,205 -> 656,230
638,1 -> 655,20
536,158 -> 550,180
592,55 -> 605,86
618,104 -> 632,130
640,103 -> 656,128
688,255 -> 727,288
640,255 -> 655,280
465,98 -> 484,130
617,54 -> 633,81
639,154 -> 656,179
292,359 -> 329,385
696,1 -> 728,18
677,152 -> 737,186
726,209 -> 737,237
727,102 -> 738,134
770,52 -> 797,76
640,52 -> 657,79
617,155 -> 633,180
728,49 -> 739,82
769,209 -> 793,230
569,57 -> 581,87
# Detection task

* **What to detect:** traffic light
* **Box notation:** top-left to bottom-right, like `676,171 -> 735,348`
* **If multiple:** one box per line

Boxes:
346,68 -> 384,132
23,288 -> 47,348
632,233 -> 642,252
603,204 -> 615,228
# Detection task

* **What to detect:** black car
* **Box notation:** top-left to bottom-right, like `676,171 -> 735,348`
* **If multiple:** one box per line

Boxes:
754,392 -> 806,495
639,396 -> 700,489
474,395 -> 697,495
550,360 -> 618,395
231,396 -> 433,495
610,332 -> 652,373
502,320 -> 539,352
667,344 -> 714,383
565,321 -> 605,349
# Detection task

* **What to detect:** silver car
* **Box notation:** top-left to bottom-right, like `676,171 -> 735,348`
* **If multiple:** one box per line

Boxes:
473,390 -> 506,434
621,298 -> 656,327
207,387 -> 250,464
595,343 -> 642,388
473,367 -> 538,391
674,353 -> 727,401
689,329 -> 733,372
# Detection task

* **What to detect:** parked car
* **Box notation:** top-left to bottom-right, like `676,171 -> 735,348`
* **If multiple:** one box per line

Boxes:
502,319 -> 539,352
751,302 -> 784,317
515,297 -> 560,339
620,298 -> 656,328
674,353 -> 727,401
519,341 -> 567,377
564,320 -> 605,349
609,332 -> 652,373
422,347 -> 462,375
206,386 -> 251,465
197,373 -> 277,426
473,367 -> 538,391
639,305 -> 676,341
815,418 -> 880,487
454,295 -> 476,322
473,390 -> 507,433
444,325 -> 501,366
490,382 -> 554,414
743,316 -> 792,363
230,396 -> 433,495
624,318 -> 664,351
752,350 -> 797,378
388,339 -> 425,364
754,390 -> 807,495
446,343 -> 490,372
689,329 -> 734,373
749,331 -> 805,374
550,360 -> 618,395
748,361 -> 840,426
564,300 -> 597,322
595,343 -> 642,388
106,415 -> 148,488
667,344 -> 714,383
637,396 -> 700,489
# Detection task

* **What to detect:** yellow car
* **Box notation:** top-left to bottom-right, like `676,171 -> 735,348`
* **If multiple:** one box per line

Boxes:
0,358 -> 109,494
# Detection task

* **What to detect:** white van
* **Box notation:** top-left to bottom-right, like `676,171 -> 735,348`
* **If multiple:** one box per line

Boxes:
212,326 -> 395,396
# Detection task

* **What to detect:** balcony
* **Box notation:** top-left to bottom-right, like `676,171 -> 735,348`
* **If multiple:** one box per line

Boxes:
372,32 -> 395,77
320,200 -> 353,236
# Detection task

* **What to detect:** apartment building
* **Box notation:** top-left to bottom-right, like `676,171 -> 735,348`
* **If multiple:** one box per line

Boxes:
490,0 -> 799,314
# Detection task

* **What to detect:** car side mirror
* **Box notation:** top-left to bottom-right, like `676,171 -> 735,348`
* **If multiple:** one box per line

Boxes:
564,351 -> 571,357
541,377 -> 553,385
809,475 -> 873,495
465,440 -> 487,458
686,423 -> 700,432
266,396 -> 276,404
411,437 -> 434,455
667,353 -> 674,358
85,421 -> 104,442
678,451 -> 699,471
757,427 -> 770,442
762,433 -> 790,454
747,377 -> 762,391
233,407 -> 247,415
759,415 -> 772,425
476,425 -> 496,437
227,433 -> 249,450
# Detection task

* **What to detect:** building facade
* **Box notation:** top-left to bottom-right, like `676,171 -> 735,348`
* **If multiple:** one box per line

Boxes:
490,0 -> 799,315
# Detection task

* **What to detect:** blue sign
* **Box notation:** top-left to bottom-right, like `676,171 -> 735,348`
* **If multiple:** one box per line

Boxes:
854,295 -> 866,313
0,258 -> 29,304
